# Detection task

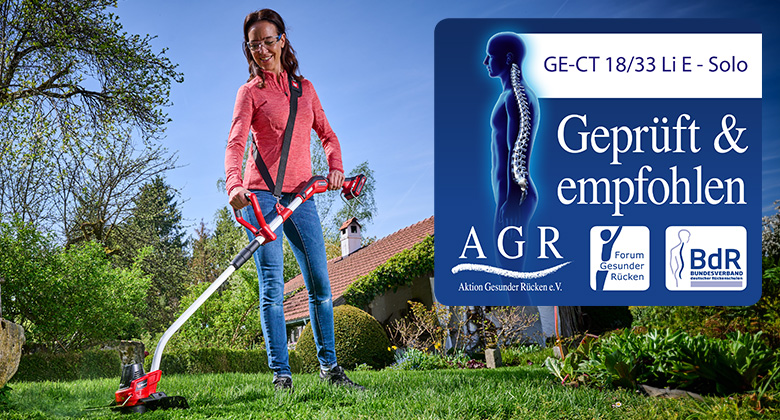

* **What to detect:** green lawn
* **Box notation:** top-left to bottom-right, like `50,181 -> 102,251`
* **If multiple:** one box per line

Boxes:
1,365 -> 773,419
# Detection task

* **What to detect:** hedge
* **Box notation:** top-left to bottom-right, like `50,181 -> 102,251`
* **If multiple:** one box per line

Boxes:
342,235 -> 434,308
13,348 -> 302,382
143,348 -> 302,375
13,350 -> 120,382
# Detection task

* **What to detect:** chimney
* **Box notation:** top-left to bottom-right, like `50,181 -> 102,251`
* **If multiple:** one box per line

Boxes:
340,217 -> 362,257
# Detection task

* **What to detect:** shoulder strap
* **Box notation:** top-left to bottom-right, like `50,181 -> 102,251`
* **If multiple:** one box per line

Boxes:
252,73 -> 303,198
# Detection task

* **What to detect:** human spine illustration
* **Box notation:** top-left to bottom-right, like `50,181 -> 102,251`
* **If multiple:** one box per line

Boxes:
510,63 -> 531,203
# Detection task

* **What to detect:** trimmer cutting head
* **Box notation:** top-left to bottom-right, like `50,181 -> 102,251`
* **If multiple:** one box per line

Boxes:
112,363 -> 188,414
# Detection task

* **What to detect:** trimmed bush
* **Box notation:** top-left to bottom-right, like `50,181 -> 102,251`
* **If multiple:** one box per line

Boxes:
143,348 -> 302,375
13,350 -> 120,382
288,349 -> 303,374
297,305 -> 393,372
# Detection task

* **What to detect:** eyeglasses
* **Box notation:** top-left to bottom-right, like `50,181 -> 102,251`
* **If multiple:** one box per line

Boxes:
245,34 -> 282,52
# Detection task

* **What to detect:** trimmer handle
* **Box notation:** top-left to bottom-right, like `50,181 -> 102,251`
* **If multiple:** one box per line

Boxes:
233,193 -> 277,242
232,174 -> 364,242
295,174 -> 365,200
342,174 -> 366,200
297,175 -> 329,201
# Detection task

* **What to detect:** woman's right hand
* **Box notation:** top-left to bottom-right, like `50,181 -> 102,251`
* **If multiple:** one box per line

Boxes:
229,187 -> 252,210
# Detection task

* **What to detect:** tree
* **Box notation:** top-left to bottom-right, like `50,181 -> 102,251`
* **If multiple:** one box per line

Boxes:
111,176 -> 189,335
334,161 -> 377,230
310,132 -> 378,241
0,215 -> 150,351
189,220 -> 219,285
173,207 -> 266,350
0,0 -> 182,241
555,306 -> 583,338
173,265 -> 264,351
206,207 -> 249,279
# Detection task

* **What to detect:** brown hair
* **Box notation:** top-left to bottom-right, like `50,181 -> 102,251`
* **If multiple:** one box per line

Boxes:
243,9 -> 303,87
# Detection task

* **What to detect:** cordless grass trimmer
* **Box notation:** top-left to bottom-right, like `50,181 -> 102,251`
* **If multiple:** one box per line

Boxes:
108,174 -> 366,414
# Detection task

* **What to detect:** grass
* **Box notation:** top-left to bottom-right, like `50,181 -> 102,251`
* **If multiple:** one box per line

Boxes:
1,361 -> 776,419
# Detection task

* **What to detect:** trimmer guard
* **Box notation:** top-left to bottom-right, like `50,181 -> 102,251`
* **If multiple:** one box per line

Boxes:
113,365 -> 188,413
112,392 -> 189,414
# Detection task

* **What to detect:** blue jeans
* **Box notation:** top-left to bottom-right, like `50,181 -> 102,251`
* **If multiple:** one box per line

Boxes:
242,190 -> 337,377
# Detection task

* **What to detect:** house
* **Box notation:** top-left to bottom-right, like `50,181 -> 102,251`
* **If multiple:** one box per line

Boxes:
283,216 -> 435,344
282,215 -> 575,346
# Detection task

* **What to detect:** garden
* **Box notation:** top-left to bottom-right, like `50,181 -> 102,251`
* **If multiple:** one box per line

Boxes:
2,203 -> 780,419
1,344 -> 777,419
2,204 -> 779,419
3,289 -> 780,418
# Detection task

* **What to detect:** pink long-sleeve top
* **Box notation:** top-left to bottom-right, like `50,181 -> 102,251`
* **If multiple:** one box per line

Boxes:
224,70 -> 343,196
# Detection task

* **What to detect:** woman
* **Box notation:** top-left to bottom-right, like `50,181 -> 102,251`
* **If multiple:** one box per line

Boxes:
224,9 -> 362,391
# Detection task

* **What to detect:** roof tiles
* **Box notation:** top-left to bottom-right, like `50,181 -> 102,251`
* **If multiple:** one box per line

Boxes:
283,216 -> 434,323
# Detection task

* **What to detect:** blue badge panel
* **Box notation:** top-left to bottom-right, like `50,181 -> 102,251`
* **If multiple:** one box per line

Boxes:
433,19 -> 762,306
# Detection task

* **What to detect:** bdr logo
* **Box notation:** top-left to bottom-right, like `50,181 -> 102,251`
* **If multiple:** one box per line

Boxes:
691,248 -> 741,270
665,226 -> 747,291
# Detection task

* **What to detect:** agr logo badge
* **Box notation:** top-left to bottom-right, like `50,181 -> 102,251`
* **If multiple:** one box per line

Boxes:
665,226 -> 747,291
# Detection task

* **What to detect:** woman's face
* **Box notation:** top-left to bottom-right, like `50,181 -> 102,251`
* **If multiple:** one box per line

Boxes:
247,20 -> 286,75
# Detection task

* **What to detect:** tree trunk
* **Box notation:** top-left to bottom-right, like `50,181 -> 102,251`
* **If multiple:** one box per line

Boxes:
556,306 -> 583,337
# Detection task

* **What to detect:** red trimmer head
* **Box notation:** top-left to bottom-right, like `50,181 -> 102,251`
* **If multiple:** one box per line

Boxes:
113,363 -> 187,414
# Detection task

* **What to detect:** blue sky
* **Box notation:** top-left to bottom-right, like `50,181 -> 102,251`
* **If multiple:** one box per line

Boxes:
114,0 -> 779,241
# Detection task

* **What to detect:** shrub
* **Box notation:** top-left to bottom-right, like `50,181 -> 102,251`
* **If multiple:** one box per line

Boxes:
501,344 -> 542,367
0,217 -> 150,351
669,331 -> 776,394
483,306 -> 539,348
13,350 -> 120,382
388,303 -> 539,357
630,306 -> 716,335
389,348 -> 450,370
143,348 -> 301,375
386,348 -> 483,371
630,259 -> 780,348
388,301 -> 448,354
172,267 -> 265,352
544,329 -> 779,396
297,305 -> 393,372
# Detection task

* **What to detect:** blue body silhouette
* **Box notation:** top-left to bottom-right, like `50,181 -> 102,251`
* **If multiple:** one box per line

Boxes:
485,32 -> 539,270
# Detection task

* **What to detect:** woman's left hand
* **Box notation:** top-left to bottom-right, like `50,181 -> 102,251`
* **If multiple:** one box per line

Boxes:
327,169 -> 345,191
